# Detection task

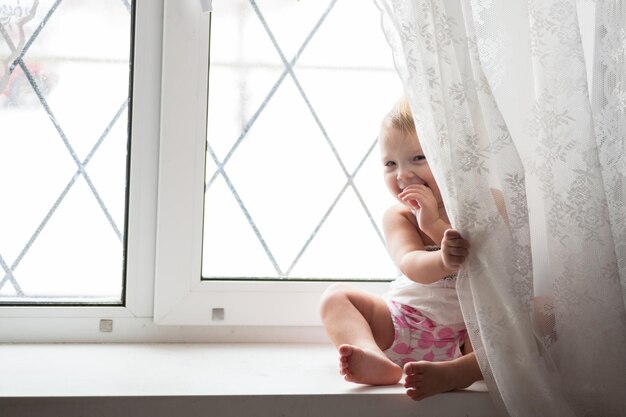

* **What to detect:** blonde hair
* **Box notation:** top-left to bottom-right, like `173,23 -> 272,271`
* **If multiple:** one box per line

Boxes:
382,97 -> 415,134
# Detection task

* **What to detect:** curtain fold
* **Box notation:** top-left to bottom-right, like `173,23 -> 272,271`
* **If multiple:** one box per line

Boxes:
373,1 -> 626,416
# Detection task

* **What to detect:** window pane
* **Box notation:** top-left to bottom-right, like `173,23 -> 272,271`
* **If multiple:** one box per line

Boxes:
203,0 -> 402,280
0,0 -> 132,303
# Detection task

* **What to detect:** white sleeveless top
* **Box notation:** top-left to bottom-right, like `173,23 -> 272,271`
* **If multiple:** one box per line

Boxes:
383,246 -> 464,326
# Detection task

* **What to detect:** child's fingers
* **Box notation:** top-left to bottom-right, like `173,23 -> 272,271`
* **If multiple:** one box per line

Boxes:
445,239 -> 470,250
400,183 -> 430,192
399,193 -> 422,203
442,232 -> 469,267
445,246 -> 469,257
400,194 -> 428,209
443,228 -> 462,239
444,229 -> 470,247
445,254 -> 466,265
398,185 -> 433,201
399,191 -> 427,203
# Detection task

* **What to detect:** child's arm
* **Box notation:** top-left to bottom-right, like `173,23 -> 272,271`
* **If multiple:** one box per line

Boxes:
383,205 -> 459,284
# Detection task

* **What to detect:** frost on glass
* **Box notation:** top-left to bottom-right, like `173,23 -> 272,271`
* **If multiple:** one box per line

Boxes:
0,0 -> 131,303
202,0 -> 403,281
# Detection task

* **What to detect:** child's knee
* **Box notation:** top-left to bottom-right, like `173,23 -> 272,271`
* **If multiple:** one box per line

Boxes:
320,283 -> 354,313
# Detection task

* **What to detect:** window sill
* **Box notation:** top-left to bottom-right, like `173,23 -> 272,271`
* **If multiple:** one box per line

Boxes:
0,343 -> 496,417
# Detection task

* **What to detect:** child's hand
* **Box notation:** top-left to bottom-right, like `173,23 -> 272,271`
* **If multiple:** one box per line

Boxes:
440,229 -> 469,271
398,184 -> 439,231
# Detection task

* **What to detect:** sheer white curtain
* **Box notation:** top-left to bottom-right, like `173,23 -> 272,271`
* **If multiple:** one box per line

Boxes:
374,1 -> 626,416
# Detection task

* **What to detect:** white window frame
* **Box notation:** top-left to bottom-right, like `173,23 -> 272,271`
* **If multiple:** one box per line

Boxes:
0,0 -> 163,342
0,0 -> 389,341
153,0 -> 387,326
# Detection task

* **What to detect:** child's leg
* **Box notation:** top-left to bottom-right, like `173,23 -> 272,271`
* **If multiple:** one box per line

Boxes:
320,284 -> 402,385
403,335 -> 483,400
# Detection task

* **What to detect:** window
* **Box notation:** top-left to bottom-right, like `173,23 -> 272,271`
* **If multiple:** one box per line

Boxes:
0,0 -> 131,304
202,0 -> 401,281
0,0 -> 403,340
0,0 -> 161,342
154,0 -> 402,326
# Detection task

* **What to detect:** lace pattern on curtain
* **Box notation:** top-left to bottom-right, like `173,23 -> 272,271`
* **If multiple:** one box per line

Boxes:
374,1 -> 626,416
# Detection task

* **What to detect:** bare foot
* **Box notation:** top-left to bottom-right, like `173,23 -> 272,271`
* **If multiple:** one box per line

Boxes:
338,344 -> 402,385
403,360 -> 474,401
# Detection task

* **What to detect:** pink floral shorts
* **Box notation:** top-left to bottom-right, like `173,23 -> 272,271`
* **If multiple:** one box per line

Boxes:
383,300 -> 466,367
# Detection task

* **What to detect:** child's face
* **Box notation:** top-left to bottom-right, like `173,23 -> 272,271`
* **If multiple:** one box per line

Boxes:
380,126 -> 442,206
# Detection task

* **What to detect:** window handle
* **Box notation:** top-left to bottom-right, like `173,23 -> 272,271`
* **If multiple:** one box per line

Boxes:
200,0 -> 212,12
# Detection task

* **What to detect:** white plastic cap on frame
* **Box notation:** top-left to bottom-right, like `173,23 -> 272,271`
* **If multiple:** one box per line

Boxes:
200,0 -> 212,12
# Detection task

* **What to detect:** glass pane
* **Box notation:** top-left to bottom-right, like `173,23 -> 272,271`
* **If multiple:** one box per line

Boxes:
0,0 -> 132,303
203,0 -> 402,280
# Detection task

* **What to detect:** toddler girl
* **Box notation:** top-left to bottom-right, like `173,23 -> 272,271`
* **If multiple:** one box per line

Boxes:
320,98 -> 483,401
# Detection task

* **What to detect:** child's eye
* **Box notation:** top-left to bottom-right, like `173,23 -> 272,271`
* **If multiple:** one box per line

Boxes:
384,161 -> 396,167
413,155 -> 426,162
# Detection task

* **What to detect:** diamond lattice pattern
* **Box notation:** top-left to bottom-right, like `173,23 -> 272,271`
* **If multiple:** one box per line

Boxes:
0,0 -> 131,302
203,0 -> 403,280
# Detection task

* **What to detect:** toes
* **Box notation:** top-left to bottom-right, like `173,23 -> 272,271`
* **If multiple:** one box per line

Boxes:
338,347 -> 352,376
404,361 -> 424,375
338,344 -> 353,358
406,388 -> 426,401
404,377 -> 424,390
404,373 -> 423,384
340,369 -> 353,380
